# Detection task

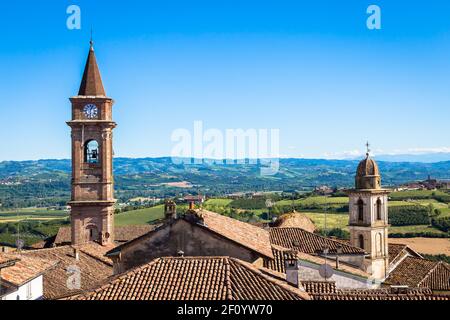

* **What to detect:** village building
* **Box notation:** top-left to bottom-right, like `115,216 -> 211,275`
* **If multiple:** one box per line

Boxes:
0,253 -> 56,300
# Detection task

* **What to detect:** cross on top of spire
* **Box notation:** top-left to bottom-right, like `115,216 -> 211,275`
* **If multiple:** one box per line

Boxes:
90,28 -> 94,50
366,141 -> 371,157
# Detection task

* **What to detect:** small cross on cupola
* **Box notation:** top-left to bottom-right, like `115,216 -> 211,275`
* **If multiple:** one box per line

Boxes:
365,141 -> 371,157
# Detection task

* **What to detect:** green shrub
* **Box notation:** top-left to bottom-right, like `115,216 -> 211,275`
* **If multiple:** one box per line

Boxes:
388,205 -> 429,226
317,228 -> 350,240
431,217 -> 450,232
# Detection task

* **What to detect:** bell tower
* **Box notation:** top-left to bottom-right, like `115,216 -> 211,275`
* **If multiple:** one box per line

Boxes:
67,41 -> 116,246
347,143 -> 390,280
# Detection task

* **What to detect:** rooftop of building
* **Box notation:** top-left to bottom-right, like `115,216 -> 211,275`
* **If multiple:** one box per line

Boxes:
66,256 -> 310,300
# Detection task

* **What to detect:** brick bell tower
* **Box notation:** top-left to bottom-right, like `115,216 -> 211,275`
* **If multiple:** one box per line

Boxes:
347,143 -> 390,281
67,40 -> 116,246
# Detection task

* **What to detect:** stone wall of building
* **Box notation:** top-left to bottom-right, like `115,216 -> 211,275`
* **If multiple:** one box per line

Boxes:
113,219 -> 264,273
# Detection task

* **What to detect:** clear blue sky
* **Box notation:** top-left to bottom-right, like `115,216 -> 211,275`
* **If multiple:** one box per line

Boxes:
1,0 -> 450,161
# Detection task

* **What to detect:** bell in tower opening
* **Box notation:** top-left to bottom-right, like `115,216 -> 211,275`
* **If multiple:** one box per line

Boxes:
67,40 -> 116,246
85,140 -> 99,164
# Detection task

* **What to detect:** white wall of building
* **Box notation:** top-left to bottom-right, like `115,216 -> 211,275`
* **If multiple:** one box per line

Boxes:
299,260 -> 377,289
1,276 -> 44,300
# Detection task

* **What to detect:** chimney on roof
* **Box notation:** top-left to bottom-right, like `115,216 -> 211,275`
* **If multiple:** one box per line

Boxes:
284,251 -> 305,290
73,247 -> 80,261
164,200 -> 177,220
336,245 -> 343,269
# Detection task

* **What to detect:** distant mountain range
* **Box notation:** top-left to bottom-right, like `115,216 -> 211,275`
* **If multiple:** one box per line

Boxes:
1,157 -> 449,187
370,153 -> 450,163
1,157 -> 449,207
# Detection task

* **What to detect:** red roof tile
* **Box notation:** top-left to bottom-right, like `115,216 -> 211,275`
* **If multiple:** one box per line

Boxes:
67,257 -> 310,300
269,227 -> 365,255
22,244 -> 113,299
385,256 -> 450,291
0,253 -> 57,286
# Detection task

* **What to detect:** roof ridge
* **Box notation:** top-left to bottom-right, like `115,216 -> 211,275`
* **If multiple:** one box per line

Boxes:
229,258 -> 310,300
77,248 -> 113,267
224,257 -> 233,300
417,259 -> 445,287
269,227 -> 365,253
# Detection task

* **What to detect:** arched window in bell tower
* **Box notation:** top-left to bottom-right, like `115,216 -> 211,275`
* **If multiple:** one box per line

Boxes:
376,198 -> 382,220
358,234 -> 364,249
84,140 -> 99,164
357,198 -> 364,222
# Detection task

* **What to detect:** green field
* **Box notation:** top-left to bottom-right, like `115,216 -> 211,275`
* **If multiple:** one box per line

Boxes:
0,208 -> 68,223
390,225 -> 447,235
205,198 -> 233,206
276,196 -> 348,207
115,205 -> 164,226
0,189 -> 448,247
390,190 -> 448,200
303,212 -> 349,230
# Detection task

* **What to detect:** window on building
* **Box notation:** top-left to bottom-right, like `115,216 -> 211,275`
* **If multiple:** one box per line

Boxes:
357,199 -> 364,222
376,198 -> 382,220
84,140 -> 99,164
358,234 -> 364,249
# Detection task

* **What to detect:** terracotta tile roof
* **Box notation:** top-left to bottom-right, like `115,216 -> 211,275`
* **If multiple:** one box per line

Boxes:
269,227 -> 365,255
389,243 -> 408,262
0,255 -> 20,268
302,281 -> 337,294
388,243 -> 422,267
22,244 -> 114,299
54,225 -> 157,246
311,287 -> 449,300
195,210 -> 273,259
67,257 -> 310,300
0,253 -> 57,286
264,245 -> 370,278
385,256 -> 450,291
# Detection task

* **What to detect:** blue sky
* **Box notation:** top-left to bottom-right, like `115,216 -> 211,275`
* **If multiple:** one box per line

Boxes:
1,0 -> 450,161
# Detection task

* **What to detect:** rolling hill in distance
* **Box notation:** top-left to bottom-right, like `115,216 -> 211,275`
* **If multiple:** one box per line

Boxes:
0,157 -> 450,209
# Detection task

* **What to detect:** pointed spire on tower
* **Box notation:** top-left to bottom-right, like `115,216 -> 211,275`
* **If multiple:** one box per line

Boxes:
78,36 -> 106,97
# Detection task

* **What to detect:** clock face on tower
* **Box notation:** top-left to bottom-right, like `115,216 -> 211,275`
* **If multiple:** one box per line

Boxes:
83,104 -> 98,119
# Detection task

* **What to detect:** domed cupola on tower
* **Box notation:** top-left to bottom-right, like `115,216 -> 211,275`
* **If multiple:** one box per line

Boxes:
347,142 -> 390,281
355,151 -> 381,190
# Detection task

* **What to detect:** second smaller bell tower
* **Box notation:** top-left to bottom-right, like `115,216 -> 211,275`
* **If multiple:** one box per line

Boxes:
347,144 -> 390,280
